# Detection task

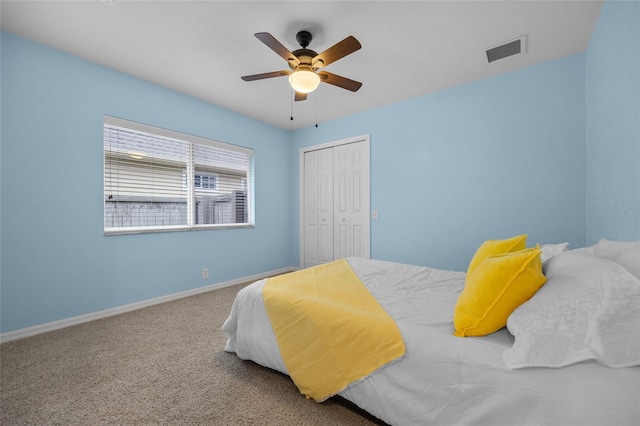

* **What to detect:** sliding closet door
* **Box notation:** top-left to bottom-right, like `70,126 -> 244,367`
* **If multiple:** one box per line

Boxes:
302,135 -> 370,269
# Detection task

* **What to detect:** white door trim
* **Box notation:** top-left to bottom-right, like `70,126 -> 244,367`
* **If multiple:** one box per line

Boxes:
299,134 -> 371,268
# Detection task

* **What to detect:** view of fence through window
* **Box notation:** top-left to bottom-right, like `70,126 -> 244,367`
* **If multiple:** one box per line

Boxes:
104,116 -> 254,233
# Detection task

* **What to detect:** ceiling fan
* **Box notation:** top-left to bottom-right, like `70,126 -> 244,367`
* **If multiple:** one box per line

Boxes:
241,31 -> 362,101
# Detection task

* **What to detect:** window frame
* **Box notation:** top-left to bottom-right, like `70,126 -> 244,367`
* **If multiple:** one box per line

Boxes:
103,115 -> 255,235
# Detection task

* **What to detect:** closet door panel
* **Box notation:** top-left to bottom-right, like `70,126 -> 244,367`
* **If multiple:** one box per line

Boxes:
317,148 -> 334,264
303,151 -> 319,267
333,141 -> 370,260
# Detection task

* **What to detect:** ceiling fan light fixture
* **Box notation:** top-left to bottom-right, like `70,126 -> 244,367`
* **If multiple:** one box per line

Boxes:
289,70 -> 320,94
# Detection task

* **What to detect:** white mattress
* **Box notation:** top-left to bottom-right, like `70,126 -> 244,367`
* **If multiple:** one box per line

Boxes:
222,257 -> 640,425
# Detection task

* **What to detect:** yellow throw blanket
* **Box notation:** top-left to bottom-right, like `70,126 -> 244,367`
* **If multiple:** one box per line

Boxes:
263,258 -> 406,402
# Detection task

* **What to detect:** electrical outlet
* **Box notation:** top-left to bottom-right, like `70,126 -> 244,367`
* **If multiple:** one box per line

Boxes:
202,268 -> 209,279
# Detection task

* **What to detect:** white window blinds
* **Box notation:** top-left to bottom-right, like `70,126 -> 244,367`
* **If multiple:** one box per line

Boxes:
104,116 -> 254,234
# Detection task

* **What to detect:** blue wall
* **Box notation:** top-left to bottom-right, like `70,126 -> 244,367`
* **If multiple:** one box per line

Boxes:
292,54 -> 587,271
2,0 -> 638,335
1,33 -> 293,333
586,0 -> 640,243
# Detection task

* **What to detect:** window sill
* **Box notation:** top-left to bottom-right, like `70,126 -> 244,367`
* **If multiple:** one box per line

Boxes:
104,224 -> 255,236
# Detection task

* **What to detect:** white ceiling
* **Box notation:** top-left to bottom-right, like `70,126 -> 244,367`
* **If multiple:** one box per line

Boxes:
1,0 -> 603,130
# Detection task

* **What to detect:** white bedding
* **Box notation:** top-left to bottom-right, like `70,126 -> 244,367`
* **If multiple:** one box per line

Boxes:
222,257 -> 640,425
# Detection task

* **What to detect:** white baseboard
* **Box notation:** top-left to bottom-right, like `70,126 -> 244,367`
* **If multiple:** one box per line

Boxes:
0,266 -> 296,344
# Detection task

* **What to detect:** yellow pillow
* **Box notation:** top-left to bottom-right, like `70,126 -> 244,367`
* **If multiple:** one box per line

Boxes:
454,246 -> 546,337
467,234 -> 527,275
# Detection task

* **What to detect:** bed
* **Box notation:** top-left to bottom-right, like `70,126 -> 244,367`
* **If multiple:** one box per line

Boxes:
222,237 -> 640,425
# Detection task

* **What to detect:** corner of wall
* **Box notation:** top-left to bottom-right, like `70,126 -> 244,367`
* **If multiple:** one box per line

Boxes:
585,0 -> 640,244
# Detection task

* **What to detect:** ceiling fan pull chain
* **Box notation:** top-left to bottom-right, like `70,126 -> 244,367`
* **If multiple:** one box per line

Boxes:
290,89 -> 294,121
315,88 -> 319,128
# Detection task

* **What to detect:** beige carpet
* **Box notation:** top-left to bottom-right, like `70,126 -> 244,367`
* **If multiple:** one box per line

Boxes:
0,282 -> 381,425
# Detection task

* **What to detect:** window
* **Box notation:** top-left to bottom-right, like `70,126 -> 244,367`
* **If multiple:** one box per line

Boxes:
194,173 -> 218,190
182,171 -> 219,190
104,116 -> 254,234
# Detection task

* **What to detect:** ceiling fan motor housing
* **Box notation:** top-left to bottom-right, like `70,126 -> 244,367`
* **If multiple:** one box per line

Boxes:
291,31 -> 321,70
290,49 -> 319,70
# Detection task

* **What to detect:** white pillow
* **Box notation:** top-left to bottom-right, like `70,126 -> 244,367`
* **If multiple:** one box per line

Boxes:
614,252 -> 640,280
592,238 -> 640,279
540,242 -> 569,263
502,252 -> 640,369
593,238 -> 640,256
540,242 -> 569,273
568,245 -> 595,255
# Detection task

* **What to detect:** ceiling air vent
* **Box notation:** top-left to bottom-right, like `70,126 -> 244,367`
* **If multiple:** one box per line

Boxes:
486,36 -> 526,63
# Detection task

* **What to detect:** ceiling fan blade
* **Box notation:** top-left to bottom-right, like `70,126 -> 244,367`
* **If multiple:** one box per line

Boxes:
254,32 -> 300,66
318,71 -> 362,92
295,91 -> 307,102
241,70 -> 291,81
313,36 -> 361,68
